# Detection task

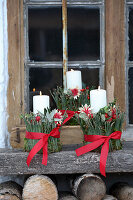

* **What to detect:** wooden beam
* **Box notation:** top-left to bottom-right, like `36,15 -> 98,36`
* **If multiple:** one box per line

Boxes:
105,0 -> 125,112
0,142 -> 132,175
7,0 -> 24,133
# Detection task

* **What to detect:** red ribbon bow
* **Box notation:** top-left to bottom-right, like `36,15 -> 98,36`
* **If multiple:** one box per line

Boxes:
75,131 -> 122,177
25,110 -> 79,167
25,127 -> 60,166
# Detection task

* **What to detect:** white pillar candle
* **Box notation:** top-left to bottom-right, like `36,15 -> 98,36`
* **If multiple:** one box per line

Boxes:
66,69 -> 82,89
33,91 -> 50,114
90,86 -> 107,113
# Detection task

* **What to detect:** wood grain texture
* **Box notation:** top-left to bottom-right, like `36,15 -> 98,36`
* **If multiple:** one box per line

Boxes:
71,174 -> 106,200
0,142 -> 132,175
7,0 -> 24,133
105,0 -> 125,112
23,175 -> 58,200
10,125 -> 83,149
0,194 -> 20,200
110,182 -> 133,200
0,181 -> 22,199
60,126 -> 83,145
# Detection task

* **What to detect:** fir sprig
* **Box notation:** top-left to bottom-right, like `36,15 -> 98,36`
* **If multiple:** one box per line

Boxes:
77,101 -> 125,152
20,109 -> 64,153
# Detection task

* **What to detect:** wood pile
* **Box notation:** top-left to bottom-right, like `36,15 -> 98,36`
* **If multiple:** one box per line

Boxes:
110,182 -> 133,200
70,174 -> 106,200
22,175 -> 58,200
0,175 -> 133,200
0,181 -> 22,200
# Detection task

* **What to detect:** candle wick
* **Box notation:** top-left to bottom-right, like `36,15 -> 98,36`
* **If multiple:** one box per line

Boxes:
98,86 -> 100,90
70,69 -> 74,72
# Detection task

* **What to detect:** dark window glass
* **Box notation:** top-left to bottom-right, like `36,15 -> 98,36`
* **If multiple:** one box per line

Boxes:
29,67 -> 99,111
29,68 -> 63,111
128,68 -> 133,124
129,8 -> 133,61
68,7 -> 100,61
28,7 -> 62,61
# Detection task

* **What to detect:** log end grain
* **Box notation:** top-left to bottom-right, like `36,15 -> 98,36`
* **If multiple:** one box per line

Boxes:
110,182 -> 133,200
0,181 -> 22,199
72,174 -> 106,200
22,175 -> 58,200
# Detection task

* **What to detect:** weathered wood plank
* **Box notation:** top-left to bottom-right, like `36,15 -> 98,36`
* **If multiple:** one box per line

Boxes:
105,0 -> 125,112
10,125 -> 84,149
0,142 -> 132,175
7,0 -> 24,133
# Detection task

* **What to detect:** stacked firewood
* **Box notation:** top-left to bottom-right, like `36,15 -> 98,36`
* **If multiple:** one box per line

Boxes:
0,174 -> 133,200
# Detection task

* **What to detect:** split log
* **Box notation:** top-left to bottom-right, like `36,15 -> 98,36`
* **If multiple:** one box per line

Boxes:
102,194 -> 117,200
110,182 -> 133,200
59,192 -> 78,200
0,194 -> 20,200
70,174 -> 106,200
22,175 -> 58,200
0,181 -> 22,200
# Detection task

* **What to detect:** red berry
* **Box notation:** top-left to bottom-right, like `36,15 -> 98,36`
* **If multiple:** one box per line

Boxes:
80,89 -> 86,92
112,114 -> 116,119
87,95 -> 90,100
105,113 -> 109,118
36,116 -> 41,122
89,114 -> 93,119
86,86 -> 89,90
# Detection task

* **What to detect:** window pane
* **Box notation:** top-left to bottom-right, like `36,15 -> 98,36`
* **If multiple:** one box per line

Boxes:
29,67 -> 99,111
28,7 -> 62,61
68,7 -> 100,61
129,8 -> 133,61
128,68 -> 133,124
29,68 -> 63,111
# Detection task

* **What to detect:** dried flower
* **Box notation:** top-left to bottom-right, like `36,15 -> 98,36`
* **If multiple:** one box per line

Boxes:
79,104 -> 92,117
53,110 -> 63,124
71,88 -> 80,99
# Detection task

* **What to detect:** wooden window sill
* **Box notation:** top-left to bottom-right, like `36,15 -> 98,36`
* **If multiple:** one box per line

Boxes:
0,142 -> 132,175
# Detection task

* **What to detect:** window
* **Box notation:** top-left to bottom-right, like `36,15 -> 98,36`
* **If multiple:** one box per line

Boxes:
24,0 -> 104,112
126,2 -> 133,125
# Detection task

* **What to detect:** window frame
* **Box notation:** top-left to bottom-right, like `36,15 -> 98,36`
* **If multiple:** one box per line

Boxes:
126,0 -> 133,126
24,0 -> 105,112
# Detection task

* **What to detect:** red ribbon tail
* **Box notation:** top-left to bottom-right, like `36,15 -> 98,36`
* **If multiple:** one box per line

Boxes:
100,140 -> 109,177
26,139 -> 44,167
42,142 -> 48,165
75,139 -> 105,156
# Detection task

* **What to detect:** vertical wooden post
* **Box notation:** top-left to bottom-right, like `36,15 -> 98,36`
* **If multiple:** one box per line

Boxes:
62,0 -> 68,89
7,0 -> 24,132
105,0 -> 125,112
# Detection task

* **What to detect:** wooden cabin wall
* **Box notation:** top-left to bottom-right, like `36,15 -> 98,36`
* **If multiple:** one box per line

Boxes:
7,0 -> 24,133
6,0 -> 125,133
